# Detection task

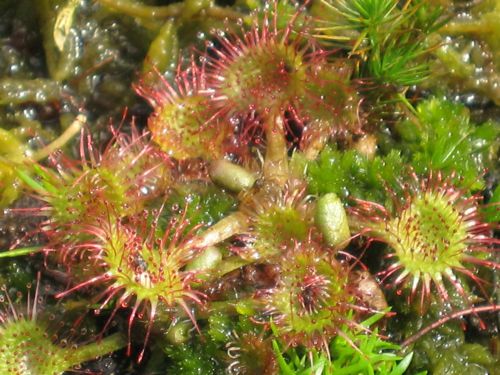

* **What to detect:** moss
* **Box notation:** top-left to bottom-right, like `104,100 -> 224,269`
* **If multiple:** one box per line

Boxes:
432,0 -> 500,104
408,327 -> 498,374
164,182 -> 237,231
0,1 -> 498,373
307,146 -> 404,203
395,97 -> 499,190
483,184 -> 500,222
164,338 -> 222,375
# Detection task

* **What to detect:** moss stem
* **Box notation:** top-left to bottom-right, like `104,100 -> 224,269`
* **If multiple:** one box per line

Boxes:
97,0 -> 244,21
188,212 -> 248,250
204,256 -> 252,281
204,6 -> 246,21
31,114 -> 85,162
97,0 -> 184,18
0,246 -> 43,259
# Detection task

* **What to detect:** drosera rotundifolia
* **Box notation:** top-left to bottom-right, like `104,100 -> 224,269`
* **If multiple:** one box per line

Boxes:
0,273 -> 126,375
0,0 -> 498,373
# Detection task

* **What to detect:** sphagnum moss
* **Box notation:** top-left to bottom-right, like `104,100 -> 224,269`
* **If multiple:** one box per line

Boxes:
0,0 -> 498,373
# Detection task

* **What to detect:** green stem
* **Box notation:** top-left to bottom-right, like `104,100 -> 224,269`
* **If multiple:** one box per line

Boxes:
65,333 -> 126,368
188,212 -> 248,250
97,0 -> 243,21
0,246 -> 43,259
204,255 -> 252,281
204,6 -> 247,22
31,114 -> 85,162
0,78 -> 62,105
396,93 -> 418,117
263,114 -> 289,186
443,21 -> 492,36
16,168 -> 50,194
97,0 -> 184,18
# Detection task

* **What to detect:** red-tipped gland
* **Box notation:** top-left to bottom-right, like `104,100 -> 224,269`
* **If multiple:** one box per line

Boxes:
95,123 -> 173,203
56,207 -> 206,362
351,172 -> 499,310
0,280 -> 71,375
135,59 -> 233,160
204,3 -> 324,119
256,237 -> 364,353
200,3 -> 363,163
19,125 -> 171,235
235,179 -> 314,260
0,275 -> 126,374
297,62 -> 363,158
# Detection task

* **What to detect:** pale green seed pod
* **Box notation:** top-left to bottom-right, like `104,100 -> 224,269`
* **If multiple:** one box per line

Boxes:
315,193 -> 350,249
209,160 -> 256,192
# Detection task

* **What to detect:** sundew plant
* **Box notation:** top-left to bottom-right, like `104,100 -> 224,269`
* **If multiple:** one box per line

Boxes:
0,0 -> 499,374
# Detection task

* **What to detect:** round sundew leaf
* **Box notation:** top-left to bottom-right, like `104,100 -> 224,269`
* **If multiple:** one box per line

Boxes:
261,240 -> 357,351
150,94 -> 229,160
0,319 -> 69,374
216,42 -> 307,115
350,173 -> 499,307
299,63 -> 360,132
